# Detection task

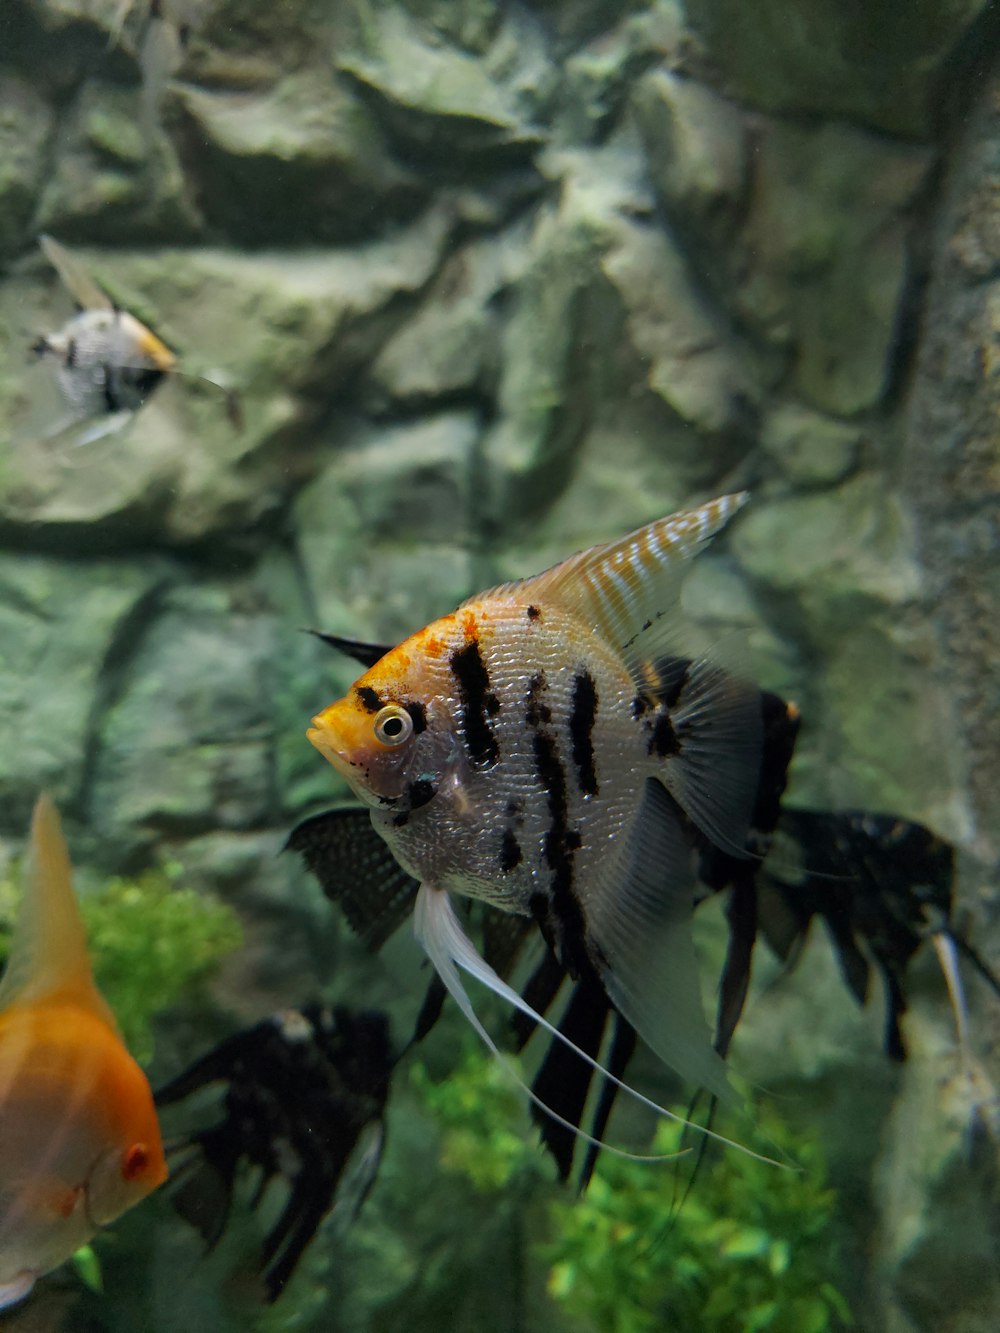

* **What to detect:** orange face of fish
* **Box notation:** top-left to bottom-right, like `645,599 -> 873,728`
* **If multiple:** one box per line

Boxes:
308,619 -> 467,807
0,796 -> 167,1312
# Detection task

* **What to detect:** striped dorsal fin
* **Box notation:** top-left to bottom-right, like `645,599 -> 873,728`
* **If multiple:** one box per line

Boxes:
479,493 -> 748,674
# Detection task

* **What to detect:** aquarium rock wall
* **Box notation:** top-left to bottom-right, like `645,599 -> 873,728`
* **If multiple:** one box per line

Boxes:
0,3 -> 998,1329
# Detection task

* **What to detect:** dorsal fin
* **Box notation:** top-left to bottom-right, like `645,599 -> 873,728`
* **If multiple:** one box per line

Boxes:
473,494 -> 749,676
40,234 -> 113,312
0,794 -> 115,1024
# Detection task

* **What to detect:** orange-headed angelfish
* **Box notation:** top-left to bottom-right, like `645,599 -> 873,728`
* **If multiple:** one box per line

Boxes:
307,495 -> 774,1163
0,795 -> 167,1312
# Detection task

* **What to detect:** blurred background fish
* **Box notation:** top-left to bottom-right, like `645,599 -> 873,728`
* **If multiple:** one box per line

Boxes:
28,233 -> 241,446
107,1 -> 217,137
0,796 -> 167,1314
155,1004 -> 393,1302
31,233 -> 177,445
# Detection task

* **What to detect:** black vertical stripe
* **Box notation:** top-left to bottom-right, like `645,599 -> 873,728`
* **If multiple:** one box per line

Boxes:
449,639 -> 499,767
525,674 -> 587,972
568,671 -> 599,796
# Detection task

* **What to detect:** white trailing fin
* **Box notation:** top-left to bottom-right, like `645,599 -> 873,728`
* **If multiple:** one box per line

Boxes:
414,883 -> 782,1165
659,657 -> 763,858
577,779 -> 734,1104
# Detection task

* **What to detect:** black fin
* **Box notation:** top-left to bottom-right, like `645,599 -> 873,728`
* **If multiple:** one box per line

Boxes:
286,807 -> 418,950
529,975 -> 615,1182
759,808 -> 958,1060
306,630 -> 394,670
577,1015 -> 637,1189
481,904 -> 535,979
714,877 -> 758,1060
157,1006 -> 393,1300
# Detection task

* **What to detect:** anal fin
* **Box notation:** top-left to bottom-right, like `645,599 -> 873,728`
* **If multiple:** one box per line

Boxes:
579,779 -> 735,1104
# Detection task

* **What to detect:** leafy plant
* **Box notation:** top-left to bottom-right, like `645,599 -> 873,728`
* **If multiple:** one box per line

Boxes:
415,1049 -> 853,1333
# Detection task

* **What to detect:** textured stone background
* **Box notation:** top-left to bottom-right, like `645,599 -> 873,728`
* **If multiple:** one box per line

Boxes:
0,2 -> 998,1328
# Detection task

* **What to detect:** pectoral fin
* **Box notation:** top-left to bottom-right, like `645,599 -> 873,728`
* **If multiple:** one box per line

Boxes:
286,807 -> 418,950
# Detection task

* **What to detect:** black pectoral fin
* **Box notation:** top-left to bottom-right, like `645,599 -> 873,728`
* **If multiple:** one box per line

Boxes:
306,629 -> 394,670
286,807 -> 418,949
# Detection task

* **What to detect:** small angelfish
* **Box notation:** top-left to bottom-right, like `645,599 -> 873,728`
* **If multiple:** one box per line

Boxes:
307,495 -> 763,1146
30,234 -> 240,445
0,795 -> 167,1312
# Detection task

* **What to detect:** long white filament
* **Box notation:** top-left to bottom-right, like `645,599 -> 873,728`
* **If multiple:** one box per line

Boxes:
414,884 -> 786,1168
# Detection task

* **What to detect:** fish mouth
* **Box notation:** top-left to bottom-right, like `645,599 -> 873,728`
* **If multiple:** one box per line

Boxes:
306,721 -> 353,779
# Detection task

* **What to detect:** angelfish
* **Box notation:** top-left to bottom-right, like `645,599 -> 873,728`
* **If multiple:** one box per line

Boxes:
306,495 -> 763,1141
0,796 -> 167,1312
30,234 -> 240,445
31,234 -> 178,444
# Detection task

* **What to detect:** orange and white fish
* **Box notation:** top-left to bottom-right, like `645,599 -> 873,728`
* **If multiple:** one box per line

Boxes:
0,795 -> 167,1312
307,495 -> 763,1146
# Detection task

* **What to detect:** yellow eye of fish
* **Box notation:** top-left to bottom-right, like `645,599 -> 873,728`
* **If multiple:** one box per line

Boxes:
373,705 -> 414,748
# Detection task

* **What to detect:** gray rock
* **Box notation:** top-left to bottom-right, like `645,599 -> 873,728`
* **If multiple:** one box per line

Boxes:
733,477 -> 968,829
736,121 -> 930,416
174,71 -> 424,245
365,226 -> 527,409
295,411 -> 480,643
87,561 -> 326,859
875,1006 -> 1000,1333
632,69 -> 747,243
35,80 -> 202,243
0,551 -> 169,834
759,402 -> 861,488
338,6 -> 545,168
0,75 -> 56,260
682,0 -> 992,139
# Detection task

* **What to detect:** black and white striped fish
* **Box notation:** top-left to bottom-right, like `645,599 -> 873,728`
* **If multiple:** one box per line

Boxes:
306,495 -> 764,1149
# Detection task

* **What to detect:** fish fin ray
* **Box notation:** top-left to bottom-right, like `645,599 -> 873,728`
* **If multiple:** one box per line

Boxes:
579,779 -> 735,1104
659,658 -> 763,856
414,885 -> 777,1164
470,494 -> 748,661
39,235 -> 113,311
286,807 -> 418,950
305,630 -> 394,670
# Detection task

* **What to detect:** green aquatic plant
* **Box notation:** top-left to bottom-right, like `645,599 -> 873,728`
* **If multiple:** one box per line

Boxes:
411,1048 -> 550,1194
416,1049 -> 853,1333
0,862 -> 243,1064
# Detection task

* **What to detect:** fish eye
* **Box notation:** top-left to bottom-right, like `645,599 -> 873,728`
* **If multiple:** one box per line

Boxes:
373,705 -> 414,749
